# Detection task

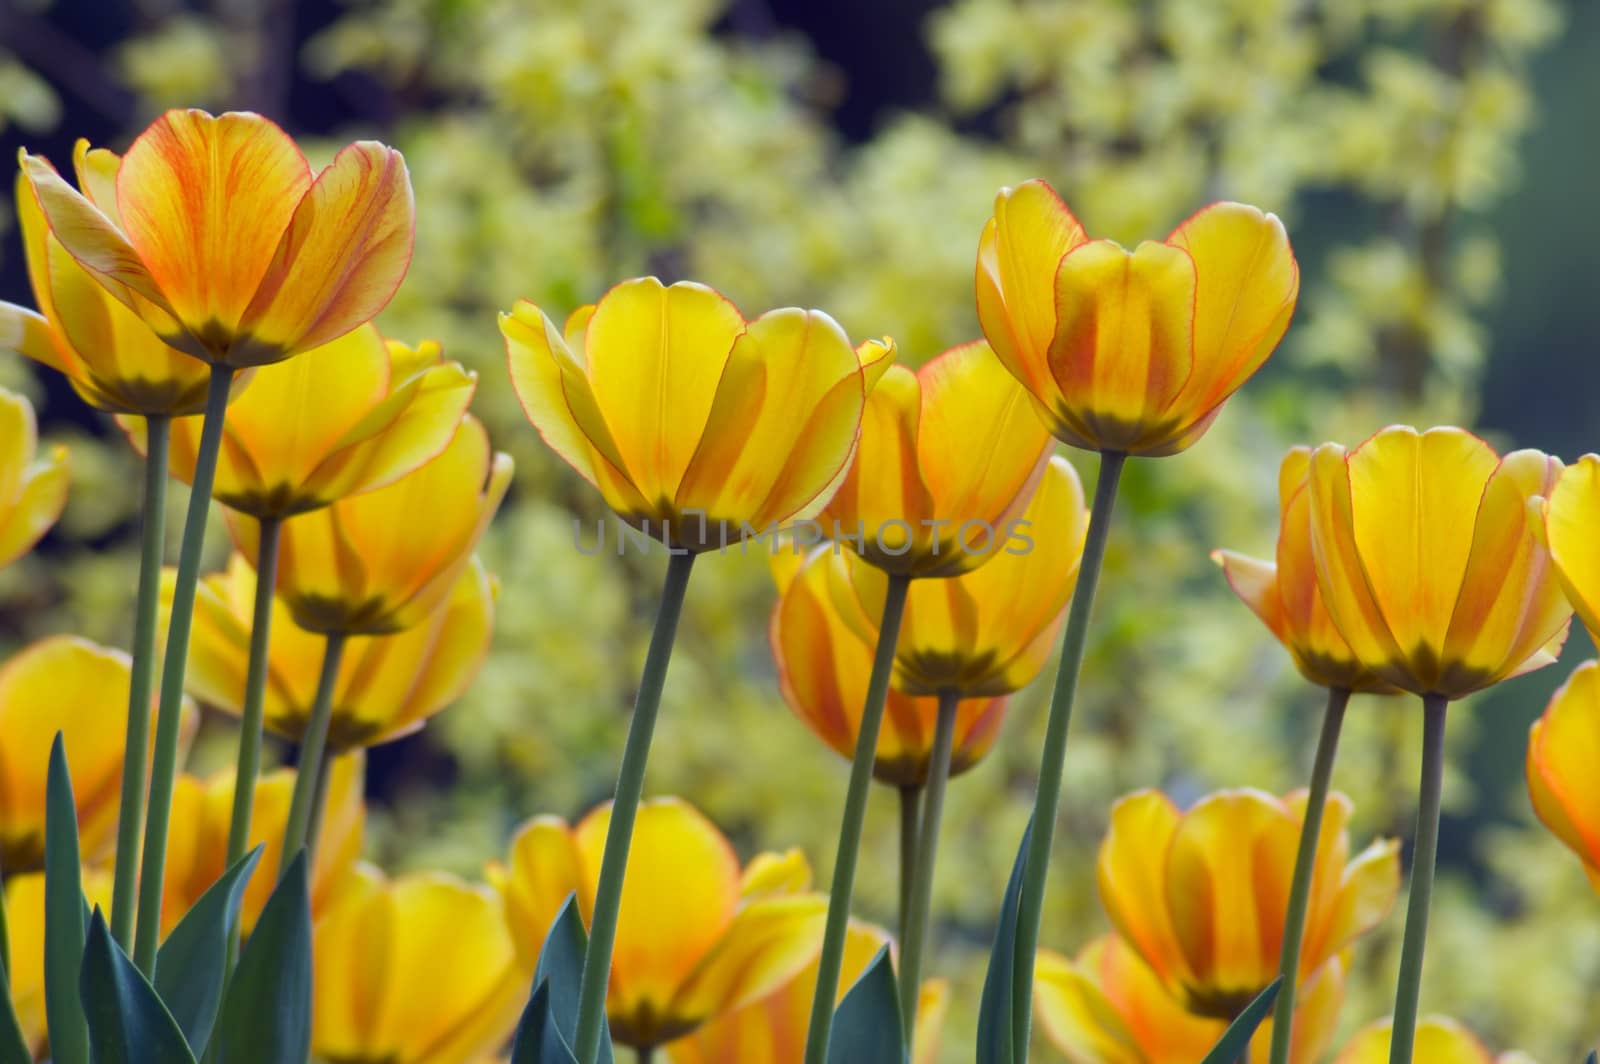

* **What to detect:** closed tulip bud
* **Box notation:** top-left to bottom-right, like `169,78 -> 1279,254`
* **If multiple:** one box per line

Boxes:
1526,660 -> 1600,892
5,868 -> 113,1058
1542,453 -> 1600,645
1034,935 -> 1345,1064
0,388 -> 68,570
18,109 -> 414,368
502,277 -> 894,552
487,797 -> 828,1050
1334,1017 -> 1523,1064
1306,426 -> 1570,699
1097,788 -> 1398,1019
976,180 -> 1298,456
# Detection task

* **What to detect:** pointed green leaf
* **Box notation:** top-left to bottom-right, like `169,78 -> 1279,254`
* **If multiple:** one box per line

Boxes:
1196,978 -> 1282,1064
212,852 -> 312,1064
154,845 -> 264,1054
827,946 -> 906,1064
509,981 -> 580,1064
0,969 -> 32,1063
529,894 -> 613,1064
976,819 -> 1031,1064
79,910 -> 197,1064
44,732 -> 89,1064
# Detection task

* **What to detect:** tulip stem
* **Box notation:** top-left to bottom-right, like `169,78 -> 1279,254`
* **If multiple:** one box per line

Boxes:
803,570 -> 911,1064
223,517 -> 282,868
1268,685 -> 1349,1064
133,365 -> 233,975
899,688 -> 958,1035
1009,449 -> 1125,1047
898,784 -> 922,947
572,551 -> 697,1064
280,631 -> 348,877
110,414 -> 169,950
1389,694 -> 1448,1064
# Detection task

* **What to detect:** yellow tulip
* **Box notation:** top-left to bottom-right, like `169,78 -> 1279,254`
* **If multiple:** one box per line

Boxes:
313,864 -> 524,1064
5,868 -> 113,1059
1,151 -> 212,415
230,414 -> 511,635
162,754 -> 365,936
177,553 -> 493,750
1526,659 -> 1600,892
1213,448 -> 1393,693
769,541 -> 1008,786
488,797 -> 828,1050
813,339 -> 1051,576
19,109 -> 414,368
975,180 -> 1298,456
1334,1016 -> 1521,1064
1306,426 -> 1570,699
1097,788 -> 1398,1019
1543,452 -> 1600,645
502,277 -> 894,551
1033,935 -> 1345,1064
0,388 -> 68,570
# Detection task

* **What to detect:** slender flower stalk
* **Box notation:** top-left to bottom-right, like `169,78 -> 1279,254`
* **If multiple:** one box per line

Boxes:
1269,686 -> 1350,1064
898,784 -> 921,946
224,517 -> 282,870
132,363 -> 233,975
279,632 -> 349,876
898,688 -> 959,1033
803,571 -> 911,1064
1009,450 -> 1125,1046
1389,695 -> 1448,1064
572,552 -> 697,1064
108,414 -> 168,949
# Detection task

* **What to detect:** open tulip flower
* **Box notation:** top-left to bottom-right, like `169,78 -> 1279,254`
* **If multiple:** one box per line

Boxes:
6,867 -> 113,1058
1526,659 -> 1600,891
178,553 -> 494,749
975,179 -> 1298,457
488,797 -> 828,1050
1543,452 -> 1600,645
313,864 -> 524,1064
1097,788 -> 1398,1019
1306,426 -> 1570,699
503,276 -> 894,551
813,338 -> 1052,576
1334,1017 -> 1521,1064
18,109 -> 413,369
0,388 -> 69,570
1034,935 -> 1345,1064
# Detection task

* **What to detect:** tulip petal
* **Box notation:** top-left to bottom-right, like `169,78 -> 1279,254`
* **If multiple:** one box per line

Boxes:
670,894 -> 828,1023
1334,1017 -> 1496,1064
0,429 -> 69,572
1527,661 -> 1600,881
72,140 -> 124,227
912,978 -> 949,1064
1214,549 -> 1289,646
1031,946 -> 1146,1064
1545,453 -> 1600,644
740,849 -> 813,898
818,363 -> 935,541
1096,792 -> 1187,989
489,815 -> 589,974
0,300 -> 71,376
1310,838 -> 1401,968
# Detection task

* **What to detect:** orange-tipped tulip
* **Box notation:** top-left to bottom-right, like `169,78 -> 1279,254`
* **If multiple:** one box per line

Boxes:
1097,788 -> 1398,1019
814,339 -> 1051,576
502,277 -> 894,551
231,414 -> 511,634
488,797 -> 828,1049
6,868 -> 113,1058
313,865 -> 524,1064
1,156 -> 212,414
1034,935 -> 1345,1064
19,109 -> 414,368
162,754 -> 365,936
975,180 -> 1298,456
769,544 -> 1008,787
1334,1016 -> 1518,1064
178,553 -> 493,749
0,388 -> 68,570
1214,447 -> 1394,693
1544,453 -> 1600,645
1307,426 -> 1570,699
121,326 -> 475,518
1526,659 -> 1600,892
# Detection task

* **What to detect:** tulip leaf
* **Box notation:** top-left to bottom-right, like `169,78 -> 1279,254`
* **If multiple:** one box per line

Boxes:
526,894 -> 614,1064
44,732 -> 90,1064
154,844 -> 264,1054
0,970 -> 31,1064
827,946 -> 906,1064
79,909 -> 197,1064
509,980 -> 580,1064
976,818 -> 1031,1064
1196,978 -> 1282,1064
212,852 -> 312,1064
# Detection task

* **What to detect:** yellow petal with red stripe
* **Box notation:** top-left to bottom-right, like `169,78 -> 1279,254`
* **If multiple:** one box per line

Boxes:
1545,454 -> 1600,644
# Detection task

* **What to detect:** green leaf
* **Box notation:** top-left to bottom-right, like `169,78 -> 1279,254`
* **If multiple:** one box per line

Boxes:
44,732 -> 90,1064
212,852 -> 312,1064
509,981 -> 579,1064
1196,978 -> 1282,1064
527,894 -> 613,1064
976,818 -> 1031,1064
826,946 -> 906,1064
0,968 -> 32,1063
79,910 -> 197,1064
154,845 -> 264,1054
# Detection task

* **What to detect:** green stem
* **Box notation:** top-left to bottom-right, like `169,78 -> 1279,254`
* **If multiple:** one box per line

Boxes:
572,551 -> 697,1064
132,365 -> 233,975
224,517 -> 281,869
279,632 -> 347,877
110,414 -> 169,950
897,784 -> 922,948
1009,450 -> 1125,1047
898,688 -> 958,1036
1267,686 -> 1350,1064
802,571 -> 912,1064
1388,694 -> 1448,1064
